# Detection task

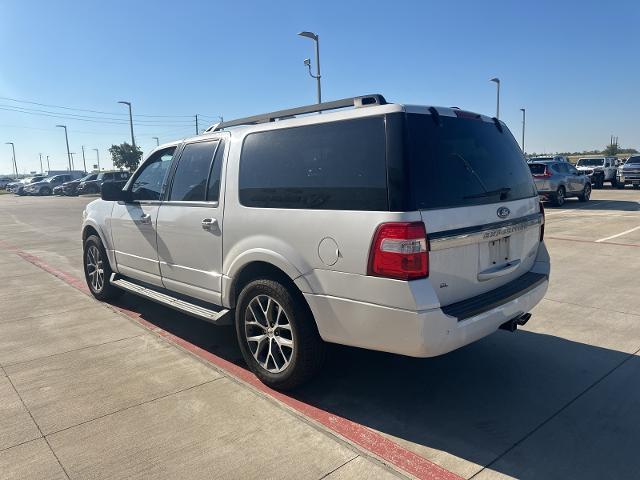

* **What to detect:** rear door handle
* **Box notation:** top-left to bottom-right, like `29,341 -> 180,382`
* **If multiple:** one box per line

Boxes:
201,218 -> 218,231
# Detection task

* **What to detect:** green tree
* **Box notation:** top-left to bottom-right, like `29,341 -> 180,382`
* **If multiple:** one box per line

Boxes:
604,143 -> 619,157
109,142 -> 142,171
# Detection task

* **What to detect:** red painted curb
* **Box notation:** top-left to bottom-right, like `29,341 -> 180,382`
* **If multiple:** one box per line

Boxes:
1,240 -> 462,480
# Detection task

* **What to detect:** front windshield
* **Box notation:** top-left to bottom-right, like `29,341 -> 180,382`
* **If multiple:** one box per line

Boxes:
626,156 -> 640,165
577,158 -> 604,167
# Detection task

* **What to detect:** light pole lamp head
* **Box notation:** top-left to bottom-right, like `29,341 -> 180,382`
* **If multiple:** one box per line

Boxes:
118,101 -> 131,106
298,31 -> 318,41
4,142 -> 13,145
55,124 -> 66,128
490,77 -> 500,84
303,58 -> 311,67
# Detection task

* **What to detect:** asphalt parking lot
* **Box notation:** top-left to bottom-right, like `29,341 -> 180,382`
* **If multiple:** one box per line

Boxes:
1,188 -> 639,480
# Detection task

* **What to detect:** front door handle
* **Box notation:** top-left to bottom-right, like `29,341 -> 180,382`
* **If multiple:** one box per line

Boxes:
201,218 -> 218,231
136,213 -> 152,225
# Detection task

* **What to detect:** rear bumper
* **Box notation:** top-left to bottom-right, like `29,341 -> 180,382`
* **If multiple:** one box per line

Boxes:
306,243 -> 550,358
305,276 -> 548,357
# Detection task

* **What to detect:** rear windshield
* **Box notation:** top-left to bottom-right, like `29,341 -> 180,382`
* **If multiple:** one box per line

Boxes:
528,163 -> 547,174
404,113 -> 536,209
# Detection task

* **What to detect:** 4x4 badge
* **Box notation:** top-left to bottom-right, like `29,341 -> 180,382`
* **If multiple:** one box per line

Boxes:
497,207 -> 511,219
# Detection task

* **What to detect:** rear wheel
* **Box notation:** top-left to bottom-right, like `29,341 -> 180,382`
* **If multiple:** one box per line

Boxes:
617,181 -> 626,189
553,186 -> 566,207
235,278 -> 326,390
578,183 -> 591,202
83,235 -> 123,301
40,186 -> 51,196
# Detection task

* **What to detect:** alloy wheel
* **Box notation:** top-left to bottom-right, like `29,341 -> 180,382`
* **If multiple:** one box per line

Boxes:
86,245 -> 104,292
244,295 -> 294,373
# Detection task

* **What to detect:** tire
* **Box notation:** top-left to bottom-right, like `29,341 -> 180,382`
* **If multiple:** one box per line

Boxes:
83,235 -> 123,301
235,278 -> 326,390
617,181 -> 626,190
553,186 -> 566,207
593,175 -> 604,189
634,184 -> 640,190
578,183 -> 591,202
40,186 -> 51,196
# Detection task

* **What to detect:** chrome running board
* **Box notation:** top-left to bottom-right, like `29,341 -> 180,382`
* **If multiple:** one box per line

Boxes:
110,274 -> 232,325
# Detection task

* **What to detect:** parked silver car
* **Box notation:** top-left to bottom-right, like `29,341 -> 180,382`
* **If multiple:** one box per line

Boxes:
82,95 -> 550,389
529,160 -> 591,206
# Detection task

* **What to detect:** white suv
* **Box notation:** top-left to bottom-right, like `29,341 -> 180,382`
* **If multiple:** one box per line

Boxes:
82,95 -> 550,389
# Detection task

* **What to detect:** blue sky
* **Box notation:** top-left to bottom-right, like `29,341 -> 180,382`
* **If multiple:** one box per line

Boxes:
1,0 -> 638,175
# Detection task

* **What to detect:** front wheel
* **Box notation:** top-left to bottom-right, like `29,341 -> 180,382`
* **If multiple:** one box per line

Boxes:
617,181 -> 626,190
83,235 -> 123,301
235,279 -> 326,390
40,186 -> 52,196
578,183 -> 591,202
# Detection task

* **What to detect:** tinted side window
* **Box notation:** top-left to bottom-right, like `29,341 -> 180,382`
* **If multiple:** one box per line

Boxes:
131,148 -> 176,201
169,141 -> 219,202
207,140 -> 225,202
239,117 -> 387,210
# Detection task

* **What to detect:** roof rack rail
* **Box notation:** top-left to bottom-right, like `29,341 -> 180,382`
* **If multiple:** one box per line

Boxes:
204,94 -> 387,133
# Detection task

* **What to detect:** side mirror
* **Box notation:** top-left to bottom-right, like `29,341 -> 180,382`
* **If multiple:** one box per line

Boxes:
101,181 -> 131,202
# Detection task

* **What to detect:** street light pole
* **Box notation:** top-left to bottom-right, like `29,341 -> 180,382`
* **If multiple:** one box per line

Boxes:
5,142 -> 17,178
70,153 -> 75,170
81,145 -> 87,172
520,108 -> 526,153
298,31 -> 322,104
39,153 -> 43,174
118,101 -> 136,148
93,149 -> 100,171
195,114 -> 199,135
490,78 -> 500,119
56,125 -> 72,171
152,137 -> 159,146
46,155 -> 50,172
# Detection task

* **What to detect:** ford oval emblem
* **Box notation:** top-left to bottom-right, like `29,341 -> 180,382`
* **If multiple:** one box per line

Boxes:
497,207 -> 511,219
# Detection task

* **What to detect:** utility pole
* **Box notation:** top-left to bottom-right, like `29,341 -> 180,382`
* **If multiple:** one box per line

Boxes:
5,142 -> 17,178
118,101 -> 136,148
81,146 -> 87,172
70,153 -> 75,170
298,31 -> 322,104
520,108 -> 526,153
56,125 -> 72,171
195,114 -> 199,135
39,153 -> 43,173
93,148 -> 100,171
490,78 -> 500,119
152,137 -> 159,146
46,155 -> 50,172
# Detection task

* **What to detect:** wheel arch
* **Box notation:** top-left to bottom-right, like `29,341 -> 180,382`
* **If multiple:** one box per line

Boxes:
225,259 -> 313,311
82,221 -> 117,271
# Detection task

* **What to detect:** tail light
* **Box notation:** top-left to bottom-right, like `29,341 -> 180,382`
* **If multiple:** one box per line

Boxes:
368,222 -> 429,280
533,167 -> 552,178
539,201 -> 545,241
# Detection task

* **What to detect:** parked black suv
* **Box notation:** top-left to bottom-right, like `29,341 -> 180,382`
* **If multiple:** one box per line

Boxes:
60,173 -> 99,196
77,171 -> 130,195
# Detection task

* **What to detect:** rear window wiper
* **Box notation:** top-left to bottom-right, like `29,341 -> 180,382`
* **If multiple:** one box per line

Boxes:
450,153 -> 489,194
464,187 -> 511,199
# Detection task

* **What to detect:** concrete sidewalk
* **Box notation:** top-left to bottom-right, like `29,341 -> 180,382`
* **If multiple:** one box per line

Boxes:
0,249 -> 402,480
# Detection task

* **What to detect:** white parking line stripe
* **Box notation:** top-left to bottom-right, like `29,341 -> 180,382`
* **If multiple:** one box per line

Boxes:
596,225 -> 640,243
